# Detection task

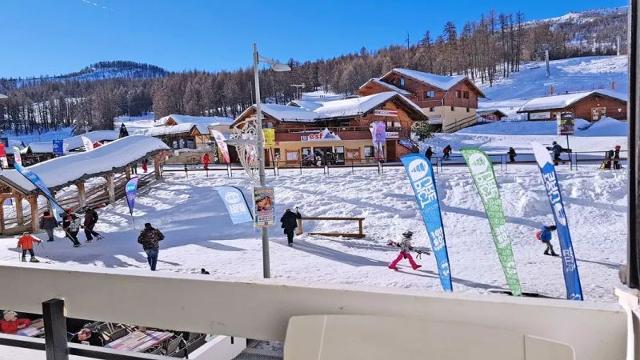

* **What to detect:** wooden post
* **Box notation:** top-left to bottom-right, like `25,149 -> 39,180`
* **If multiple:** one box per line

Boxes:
105,174 -> 115,204
15,192 -> 24,227
0,195 -> 6,233
359,219 -> 364,238
154,154 -> 163,180
28,194 -> 39,233
76,181 -> 86,208
42,298 -> 69,360
125,166 -> 132,180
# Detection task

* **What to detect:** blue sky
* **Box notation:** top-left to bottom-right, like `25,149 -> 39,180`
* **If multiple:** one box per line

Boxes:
0,0 -> 627,78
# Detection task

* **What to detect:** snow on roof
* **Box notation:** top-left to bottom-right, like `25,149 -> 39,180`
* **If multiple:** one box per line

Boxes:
26,130 -> 119,153
0,94 -> 7,99
155,114 -> 234,132
390,68 -> 467,91
141,123 -> 201,136
518,90 -> 627,112
359,78 -> 412,96
289,99 -> 323,111
260,103 -> 318,122
1,136 -> 169,193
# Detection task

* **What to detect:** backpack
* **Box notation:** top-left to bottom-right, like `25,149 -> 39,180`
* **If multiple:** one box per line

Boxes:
535,230 -> 542,241
69,218 -> 81,232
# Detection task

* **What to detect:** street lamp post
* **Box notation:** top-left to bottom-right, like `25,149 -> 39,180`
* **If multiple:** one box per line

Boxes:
252,43 -> 290,278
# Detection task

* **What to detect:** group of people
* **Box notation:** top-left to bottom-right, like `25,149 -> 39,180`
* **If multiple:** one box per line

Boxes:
601,145 -> 622,170
424,145 -> 452,162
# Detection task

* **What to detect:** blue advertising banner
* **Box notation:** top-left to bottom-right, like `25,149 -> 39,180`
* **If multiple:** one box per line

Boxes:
52,140 -> 64,157
14,163 -> 65,222
125,177 -> 139,216
532,142 -> 583,301
215,186 -> 253,224
400,153 -> 453,292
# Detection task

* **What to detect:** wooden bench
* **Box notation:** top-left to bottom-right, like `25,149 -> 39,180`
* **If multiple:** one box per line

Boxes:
300,216 -> 365,239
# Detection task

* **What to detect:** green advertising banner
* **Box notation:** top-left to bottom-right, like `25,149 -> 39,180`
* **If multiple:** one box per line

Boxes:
461,148 -> 522,296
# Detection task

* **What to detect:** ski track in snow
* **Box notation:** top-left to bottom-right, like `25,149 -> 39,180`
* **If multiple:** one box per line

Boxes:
0,164 -> 626,303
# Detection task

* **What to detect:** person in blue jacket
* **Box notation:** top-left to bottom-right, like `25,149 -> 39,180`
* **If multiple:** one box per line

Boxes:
537,225 -> 558,256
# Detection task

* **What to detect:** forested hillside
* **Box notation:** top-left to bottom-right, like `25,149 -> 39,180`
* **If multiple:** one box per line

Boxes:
0,7 -> 627,135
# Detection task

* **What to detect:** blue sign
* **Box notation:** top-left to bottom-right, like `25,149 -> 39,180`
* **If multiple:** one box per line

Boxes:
52,140 -> 64,157
215,186 -> 253,224
125,177 -> 139,216
400,153 -> 453,292
14,163 -> 65,222
532,142 -> 583,300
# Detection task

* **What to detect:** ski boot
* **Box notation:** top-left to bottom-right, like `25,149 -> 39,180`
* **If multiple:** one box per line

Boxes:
30,257 -> 40,263
412,265 -> 422,270
73,243 -> 81,248
21,256 -> 26,262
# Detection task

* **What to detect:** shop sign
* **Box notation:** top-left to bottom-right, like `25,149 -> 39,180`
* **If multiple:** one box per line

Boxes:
300,128 -> 341,142
374,109 -> 398,117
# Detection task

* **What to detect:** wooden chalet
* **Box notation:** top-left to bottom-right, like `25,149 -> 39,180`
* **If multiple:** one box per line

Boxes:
517,90 -> 628,121
232,92 -> 427,165
359,69 -> 485,133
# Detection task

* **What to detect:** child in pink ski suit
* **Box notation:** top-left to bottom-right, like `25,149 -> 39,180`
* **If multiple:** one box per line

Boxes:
388,231 -> 422,271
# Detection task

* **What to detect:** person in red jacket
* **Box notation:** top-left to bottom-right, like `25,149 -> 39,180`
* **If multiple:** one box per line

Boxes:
201,153 -> 211,170
17,232 -> 41,262
0,310 -> 31,334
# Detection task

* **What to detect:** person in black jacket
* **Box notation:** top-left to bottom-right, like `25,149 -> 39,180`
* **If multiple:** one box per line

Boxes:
71,328 -> 104,347
119,123 -> 129,138
508,147 -> 517,163
425,147 -> 433,161
62,209 -> 81,247
280,208 -> 301,247
39,211 -> 58,242
83,207 -> 102,242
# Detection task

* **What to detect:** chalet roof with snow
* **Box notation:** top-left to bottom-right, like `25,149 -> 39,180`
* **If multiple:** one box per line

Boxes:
0,94 -> 7,100
517,90 -> 627,113
142,123 -> 203,137
155,114 -> 234,133
358,78 -> 412,96
234,92 -> 426,126
380,68 -> 485,97
1,136 -> 169,194
25,130 -> 119,154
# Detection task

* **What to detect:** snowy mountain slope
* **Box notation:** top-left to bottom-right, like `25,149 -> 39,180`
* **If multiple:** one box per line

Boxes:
0,164 -> 626,303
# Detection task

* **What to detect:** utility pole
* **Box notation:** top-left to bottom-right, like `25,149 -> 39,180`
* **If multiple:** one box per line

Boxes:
626,0 -> 639,289
545,49 -> 550,78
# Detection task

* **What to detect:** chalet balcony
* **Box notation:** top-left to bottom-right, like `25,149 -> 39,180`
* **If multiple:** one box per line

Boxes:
274,126 -> 411,142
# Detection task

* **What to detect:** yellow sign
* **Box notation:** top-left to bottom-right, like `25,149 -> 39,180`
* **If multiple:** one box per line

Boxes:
263,129 -> 276,148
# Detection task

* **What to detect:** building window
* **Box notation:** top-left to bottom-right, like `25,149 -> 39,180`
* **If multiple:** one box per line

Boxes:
456,90 -> 462,98
286,151 -> 298,161
466,107 -> 470,112
364,146 -> 375,158
334,146 -> 345,164
463,91 -> 469,99
424,90 -> 435,99
393,121 -> 401,128
429,107 -> 435,112
386,121 -> 393,127
273,148 -> 281,161
400,78 -> 405,87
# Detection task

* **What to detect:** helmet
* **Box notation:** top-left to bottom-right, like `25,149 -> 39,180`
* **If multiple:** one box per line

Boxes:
402,231 -> 413,238
552,141 -> 557,145
615,145 -> 621,149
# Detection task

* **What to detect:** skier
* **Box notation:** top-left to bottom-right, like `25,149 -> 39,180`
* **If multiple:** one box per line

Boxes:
39,210 -> 58,242
547,141 -> 567,165
119,123 -> 129,138
613,145 -> 622,169
17,231 -> 41,262
425,146 -> 433,162
388,231 -> 422,271
83,207 -> 102,242
202,152 -> 211,170
200,268 -> 210,275
280,208 -> 302,247
0,311 -> 31,334
137,223 -> 164,271
62,209 -> 81,247
442,145 -> 452,160
141,158 -> 148,173
536,225 -> 559,256
508,147 -> 517,163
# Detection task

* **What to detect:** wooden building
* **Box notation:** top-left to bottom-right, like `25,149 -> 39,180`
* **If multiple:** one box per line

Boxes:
232,92 -> 427,165
517,90 -> 627,121
358,69 -> 485,133
477,109 -> 507,122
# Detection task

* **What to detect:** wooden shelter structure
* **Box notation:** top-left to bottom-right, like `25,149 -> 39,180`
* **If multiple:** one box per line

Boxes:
0,136 -> 170,235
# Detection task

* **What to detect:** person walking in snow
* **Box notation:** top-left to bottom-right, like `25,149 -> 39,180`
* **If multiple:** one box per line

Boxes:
425,147 -> 433,162
17,231 -> 41,262
388,231 -> 422,271
536,225 -> 558,256
138,223 -> 164,271
547,141 -> 567,165
83,207 -> 102,242
202,152 -> 211,170
442,145 -> 452,160
62,209 -> 81,247
613,145 -> 622,169
39,210 -> 58,242
119,123 -> 129,138
280,208 -> 301,247
141,158 -> 148,173
508,147 -> 517,163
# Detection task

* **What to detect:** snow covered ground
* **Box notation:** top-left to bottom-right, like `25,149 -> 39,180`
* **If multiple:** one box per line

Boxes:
0,162 -> 626,303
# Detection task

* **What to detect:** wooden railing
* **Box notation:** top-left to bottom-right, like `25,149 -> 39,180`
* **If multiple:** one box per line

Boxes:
442,113 -> 479,133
